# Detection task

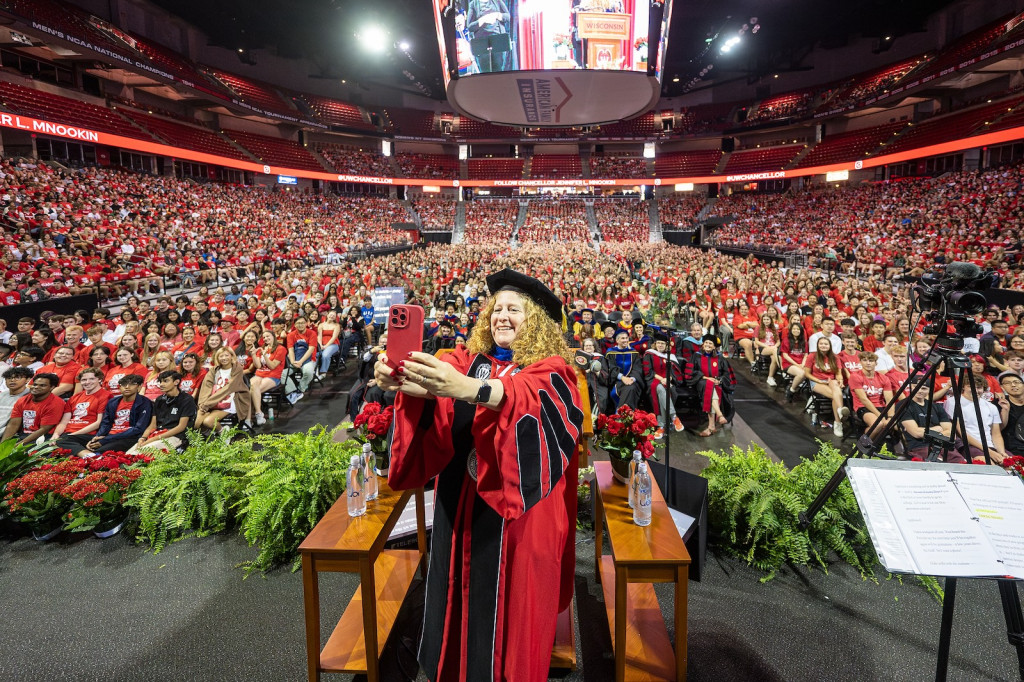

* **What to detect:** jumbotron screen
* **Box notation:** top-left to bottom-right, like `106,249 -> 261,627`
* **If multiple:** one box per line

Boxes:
434,0 -> 659,85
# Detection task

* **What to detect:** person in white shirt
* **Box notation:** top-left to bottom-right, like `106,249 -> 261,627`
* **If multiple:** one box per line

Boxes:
872,334 -> 898,373
808,317 -> 842,355
944,374 -> 1007,464
0,366 -> 32,433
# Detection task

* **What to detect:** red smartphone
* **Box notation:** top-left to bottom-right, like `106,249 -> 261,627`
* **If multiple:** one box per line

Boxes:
385,304 -> 424,371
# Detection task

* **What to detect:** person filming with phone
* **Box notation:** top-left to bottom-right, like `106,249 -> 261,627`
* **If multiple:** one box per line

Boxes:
374,269 -> 584,682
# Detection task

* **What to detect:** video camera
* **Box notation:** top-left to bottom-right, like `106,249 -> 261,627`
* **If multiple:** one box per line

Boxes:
912,262 -> 999,340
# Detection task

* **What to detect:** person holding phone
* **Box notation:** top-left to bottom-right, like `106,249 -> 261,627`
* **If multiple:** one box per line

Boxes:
375,268 -> 583,682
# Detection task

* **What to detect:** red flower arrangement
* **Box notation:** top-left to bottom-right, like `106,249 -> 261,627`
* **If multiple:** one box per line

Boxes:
62,468 -> 143,532
354,403 -> 395,447
80,451 -> 154,472
1003,455 -> 1024,480
3,459 -> 86,529
595,406 -> 661,460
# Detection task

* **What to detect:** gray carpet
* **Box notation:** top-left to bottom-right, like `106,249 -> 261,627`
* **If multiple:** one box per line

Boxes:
0,527 -> 1019,682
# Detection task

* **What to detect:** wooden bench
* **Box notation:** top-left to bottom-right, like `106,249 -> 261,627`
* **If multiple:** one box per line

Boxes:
299,479 -> 427,681
593,460 -> 690,681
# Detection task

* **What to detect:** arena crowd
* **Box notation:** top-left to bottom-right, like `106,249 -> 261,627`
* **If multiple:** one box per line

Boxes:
3,157 -> 1024,463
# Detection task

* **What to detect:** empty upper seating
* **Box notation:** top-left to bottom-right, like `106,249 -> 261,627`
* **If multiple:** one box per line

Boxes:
796,122 -> 910,168
885,97 -> 1024,155
117,109 -> 252,161
301,94 -> 375,130
653,150 -> 723,177
468,158 -> 524,179
205,68 -> 296,115
456,116 -> 517,139
0,80 -> 154,141
722,145 -> 802,174
385,108 -> 439,137
223,130 -> 325,171
530,154 -> 582,179
595,112 -> 657,137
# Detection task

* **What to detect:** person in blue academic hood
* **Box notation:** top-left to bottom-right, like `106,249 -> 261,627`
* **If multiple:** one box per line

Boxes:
603,328 -> 643,411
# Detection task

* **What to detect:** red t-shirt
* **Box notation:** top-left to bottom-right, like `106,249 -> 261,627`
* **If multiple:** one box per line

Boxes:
849,371 -> 888,411
838,351 -> 862,377
105,363 -> 148,393
65,389 -> 113,433
38,360 -> 82,388
178,371 -> 206,397
11,393 -> 69,434
286,328 -> 318,362
802,354 -> 840,382
76,341 -> 116,367
255,345 -> 287,380
107,398 -> 135,435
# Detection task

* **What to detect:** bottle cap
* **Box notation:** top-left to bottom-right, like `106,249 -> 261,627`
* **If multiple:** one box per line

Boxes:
362,442 -> 371,452
350,455 -> 361,467
638,461 -> 647,471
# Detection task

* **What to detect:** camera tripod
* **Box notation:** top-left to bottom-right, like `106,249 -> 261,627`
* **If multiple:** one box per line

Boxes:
797,324 -> 1024,681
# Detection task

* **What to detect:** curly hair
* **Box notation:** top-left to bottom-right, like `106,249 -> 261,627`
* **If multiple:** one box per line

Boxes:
468,289 -> 573,367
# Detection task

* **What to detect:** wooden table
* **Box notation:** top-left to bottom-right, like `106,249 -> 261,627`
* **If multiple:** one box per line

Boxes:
299,478 -> 427,682
593,460 -> 690,681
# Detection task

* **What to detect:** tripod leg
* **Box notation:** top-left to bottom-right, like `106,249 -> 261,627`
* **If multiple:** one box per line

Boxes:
936,577 -> 957,682
997,579 -> 1024,681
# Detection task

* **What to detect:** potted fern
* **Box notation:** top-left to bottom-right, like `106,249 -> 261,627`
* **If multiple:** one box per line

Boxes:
234,426 -> 358,575
127,427 -> 256,553
699,441 -> 877,581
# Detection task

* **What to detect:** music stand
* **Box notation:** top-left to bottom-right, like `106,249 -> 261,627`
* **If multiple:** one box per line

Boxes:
470,34 -> 512,73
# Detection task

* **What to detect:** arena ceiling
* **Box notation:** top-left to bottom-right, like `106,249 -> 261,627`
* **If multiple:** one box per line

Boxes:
148,0 -> 958,100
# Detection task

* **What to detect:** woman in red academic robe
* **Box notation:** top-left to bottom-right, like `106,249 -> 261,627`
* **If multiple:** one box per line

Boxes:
377,268 -> 584,682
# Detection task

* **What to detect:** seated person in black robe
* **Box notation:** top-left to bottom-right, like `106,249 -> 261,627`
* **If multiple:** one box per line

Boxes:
603,328 -> 643,412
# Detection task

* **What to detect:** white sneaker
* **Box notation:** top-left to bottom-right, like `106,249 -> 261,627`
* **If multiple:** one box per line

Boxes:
766,376 -> 777,387
286,392 -> 299,404
255,412 -> 267,426
833,422 -> 844,437
293,391 -> 304,403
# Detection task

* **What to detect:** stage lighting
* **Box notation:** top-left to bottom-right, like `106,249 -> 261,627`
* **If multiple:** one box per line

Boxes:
720,36 -> 741,54
398,41 -> 410,51
358,25 -> 388,53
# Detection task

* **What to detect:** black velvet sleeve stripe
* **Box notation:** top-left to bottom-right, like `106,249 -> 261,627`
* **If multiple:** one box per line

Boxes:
515,415 -> 543,512
465,496 -> 506,682
549,371 -> 584,434
539,390 -> 576,464
539,400 -> 567,492
417,398 -> 437,431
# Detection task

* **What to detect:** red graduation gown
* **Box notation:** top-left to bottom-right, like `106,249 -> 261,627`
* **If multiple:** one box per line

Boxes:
387,348 -> 584,682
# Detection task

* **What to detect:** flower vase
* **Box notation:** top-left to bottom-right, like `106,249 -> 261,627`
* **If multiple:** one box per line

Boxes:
31,522 -> 63,542
93,513 -> 128,539
607,453 -> 632,484
373,447 -> 389,477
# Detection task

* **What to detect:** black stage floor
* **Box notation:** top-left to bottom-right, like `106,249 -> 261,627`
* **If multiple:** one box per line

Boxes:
1,365 -> 1020,681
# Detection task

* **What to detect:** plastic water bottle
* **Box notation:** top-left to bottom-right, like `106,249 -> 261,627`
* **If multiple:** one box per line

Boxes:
347,455 -> 366,517
628,450 -> 642,508
363,443 -> 378,502
633,461 -> 652,527
267,406 -> 275,422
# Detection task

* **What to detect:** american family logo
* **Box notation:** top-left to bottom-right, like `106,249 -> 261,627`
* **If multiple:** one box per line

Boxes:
517,77 -> 572,124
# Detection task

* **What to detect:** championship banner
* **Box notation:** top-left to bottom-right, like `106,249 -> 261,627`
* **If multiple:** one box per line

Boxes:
372,287 -> 406,325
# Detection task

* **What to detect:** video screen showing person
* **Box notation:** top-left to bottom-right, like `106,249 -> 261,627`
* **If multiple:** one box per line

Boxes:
437,0 -> 651,77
